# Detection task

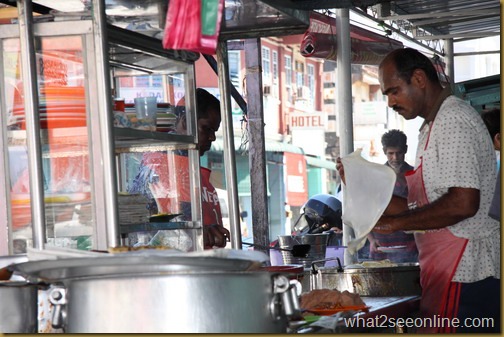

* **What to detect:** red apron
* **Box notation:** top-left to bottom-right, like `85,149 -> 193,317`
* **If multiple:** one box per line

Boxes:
405,124 -> 468,333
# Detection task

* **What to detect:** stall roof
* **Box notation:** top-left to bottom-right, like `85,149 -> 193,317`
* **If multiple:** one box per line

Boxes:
1,0 -> 497,47
261,0 -> 500,42
0,0 -> 309,40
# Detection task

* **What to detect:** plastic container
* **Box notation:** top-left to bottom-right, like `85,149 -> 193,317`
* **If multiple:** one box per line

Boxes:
134,96 -> 157,131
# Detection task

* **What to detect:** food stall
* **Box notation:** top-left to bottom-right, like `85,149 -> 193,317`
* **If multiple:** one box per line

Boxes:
0,0 -> 499,333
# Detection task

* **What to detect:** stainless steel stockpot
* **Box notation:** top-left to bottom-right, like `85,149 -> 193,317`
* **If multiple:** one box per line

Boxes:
0,281 -> 38,333
13,255 -> 301,333
0,254 -> 38,333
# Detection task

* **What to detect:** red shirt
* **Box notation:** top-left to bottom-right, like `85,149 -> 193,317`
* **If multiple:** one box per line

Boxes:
140,152 -> 222,225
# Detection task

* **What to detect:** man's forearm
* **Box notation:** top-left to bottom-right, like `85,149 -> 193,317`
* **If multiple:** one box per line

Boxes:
387,187 -> 480,231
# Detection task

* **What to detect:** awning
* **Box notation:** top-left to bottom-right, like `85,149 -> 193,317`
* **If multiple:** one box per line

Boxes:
210,137 -> 304,154
306,156 -> 336,171
300,11 -> 404,65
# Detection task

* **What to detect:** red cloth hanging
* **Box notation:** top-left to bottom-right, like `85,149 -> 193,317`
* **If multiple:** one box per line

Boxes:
162,0 -> 224,55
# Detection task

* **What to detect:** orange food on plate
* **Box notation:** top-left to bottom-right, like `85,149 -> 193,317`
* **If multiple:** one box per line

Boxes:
300,288 -> 366,314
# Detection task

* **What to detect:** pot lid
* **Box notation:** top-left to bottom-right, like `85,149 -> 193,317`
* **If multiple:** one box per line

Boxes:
11,255 -> 259,283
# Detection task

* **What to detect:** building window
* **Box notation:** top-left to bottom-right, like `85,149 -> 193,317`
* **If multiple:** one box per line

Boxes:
296,61 -> 304,98
307,64 -> 315,106
285,55 -> 292,86
272,51 -> 278,82
228,51 -> 241,90
262,47 -> 271,82
286,87 -> 293,104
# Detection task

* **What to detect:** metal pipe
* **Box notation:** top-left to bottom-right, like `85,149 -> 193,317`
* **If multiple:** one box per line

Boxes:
244,38 -> 270,252
216,42 -> 242,250
91,0 -> 120,248
351,8 -> 442,56
0,36 -> 12,254
335,8 -> 357,265
17,0 -> 46,250
444,39 -> 455,86
453,50 -> 500,56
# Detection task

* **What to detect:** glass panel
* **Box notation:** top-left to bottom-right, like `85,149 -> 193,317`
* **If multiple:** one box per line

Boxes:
119,148 -> 199,251
3,35 -> 94,253
37,35 -> 93,250
3,38 -> 31,253
114,71 -> 190,136
112,59 -> 200,251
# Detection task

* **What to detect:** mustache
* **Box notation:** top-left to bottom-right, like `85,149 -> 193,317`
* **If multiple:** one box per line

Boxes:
392,105 -> 404,113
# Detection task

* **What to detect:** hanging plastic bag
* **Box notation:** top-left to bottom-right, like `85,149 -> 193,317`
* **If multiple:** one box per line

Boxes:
162,0 -> 224,55
340,149 -> 396,254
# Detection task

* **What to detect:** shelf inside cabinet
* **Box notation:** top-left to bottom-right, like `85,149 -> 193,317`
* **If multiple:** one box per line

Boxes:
113,127 -> 197,152
119,221 -> 200,235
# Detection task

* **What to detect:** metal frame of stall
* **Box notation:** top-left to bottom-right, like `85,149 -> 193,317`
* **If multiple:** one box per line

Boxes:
216,5 -> 462,264
1,0 -> 470,258
214,6 -> 365,264
0,1 -> 118,253
1,0 -> 204,254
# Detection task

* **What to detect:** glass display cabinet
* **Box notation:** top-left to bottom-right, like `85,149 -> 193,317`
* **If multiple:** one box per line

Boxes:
0,3 -> 203,254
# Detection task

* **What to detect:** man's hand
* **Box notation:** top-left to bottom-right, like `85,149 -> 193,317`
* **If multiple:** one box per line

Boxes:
203,224 -> 230,249
367,234 -> 380,253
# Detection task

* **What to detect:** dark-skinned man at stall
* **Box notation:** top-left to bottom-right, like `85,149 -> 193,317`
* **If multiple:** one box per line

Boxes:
337,48 -> 499,333
130,88 -> 230,249
367,129 -> 417,263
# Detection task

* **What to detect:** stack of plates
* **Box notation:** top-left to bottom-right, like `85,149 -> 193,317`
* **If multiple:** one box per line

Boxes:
156,112 -> 177,133
123,104 -> 177,132
118,194 -> 150,225
11,86 -> 87,129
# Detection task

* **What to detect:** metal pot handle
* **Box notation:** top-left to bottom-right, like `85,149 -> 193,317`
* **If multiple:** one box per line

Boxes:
270,275 -> 302,320
311,257 -> 343,274
48,286 -> 67,330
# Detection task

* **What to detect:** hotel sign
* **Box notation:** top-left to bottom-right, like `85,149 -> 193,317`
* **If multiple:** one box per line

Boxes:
290,112 -> 326,129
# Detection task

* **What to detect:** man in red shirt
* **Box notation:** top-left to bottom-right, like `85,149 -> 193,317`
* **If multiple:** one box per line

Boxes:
130,88 -> 229,249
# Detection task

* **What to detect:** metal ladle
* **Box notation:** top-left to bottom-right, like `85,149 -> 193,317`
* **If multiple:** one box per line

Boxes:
242,242 -> 311,258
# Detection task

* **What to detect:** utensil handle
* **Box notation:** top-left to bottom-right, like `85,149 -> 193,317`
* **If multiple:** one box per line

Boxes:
242,242 -> 291,252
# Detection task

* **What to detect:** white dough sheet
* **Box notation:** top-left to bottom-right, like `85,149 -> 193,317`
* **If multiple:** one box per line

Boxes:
340,149 -> 396,254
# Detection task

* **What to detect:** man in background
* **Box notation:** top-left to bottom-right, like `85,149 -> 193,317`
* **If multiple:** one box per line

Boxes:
130,88 -> 229,249
367,129 -> 418,262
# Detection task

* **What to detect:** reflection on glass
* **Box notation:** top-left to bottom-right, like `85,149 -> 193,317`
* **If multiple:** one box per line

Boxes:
115,72 -> 188,135
4,38 -> 33,254
3,35 -> 94,253
37,35 -> 93,250
120,148 -> 198,251
124,149 -> 193,219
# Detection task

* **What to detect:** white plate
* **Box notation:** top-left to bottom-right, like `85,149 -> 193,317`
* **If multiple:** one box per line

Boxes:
377,245 -> 407,253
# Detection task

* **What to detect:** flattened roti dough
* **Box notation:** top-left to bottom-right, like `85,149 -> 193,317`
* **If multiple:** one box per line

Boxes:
340,149 -> 396,254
